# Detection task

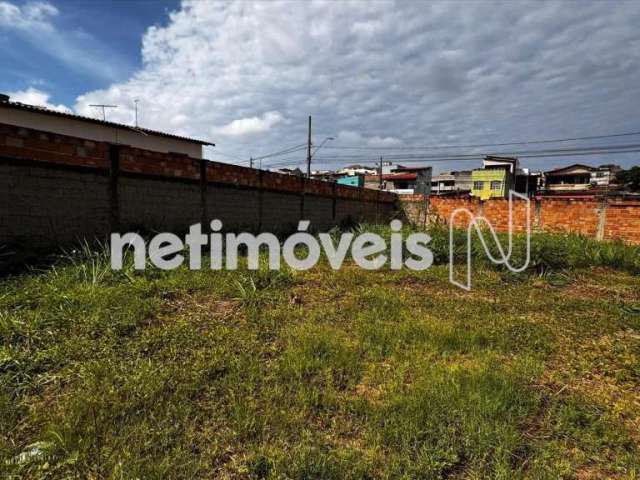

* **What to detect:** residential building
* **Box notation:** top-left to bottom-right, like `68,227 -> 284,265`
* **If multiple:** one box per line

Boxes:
363,174 -> 382,190
381,166 -> 432,195
337,175 -> 364,187
338,164 -> 377,176
0,94 -> 212,158
544,164 -> 594,191
542,163 -> 621,194
382,162 -> 406,175
592,164 -> 622,187
471,156 -> 540,199
471,156 -> 517,199
471,168 -> 509,199
310,170 -> 341,182
431,170 -> 472,195
275,167 -> 304,176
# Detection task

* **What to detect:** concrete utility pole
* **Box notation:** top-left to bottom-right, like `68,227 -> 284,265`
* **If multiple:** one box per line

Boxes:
379,156 -> 383,190
306,115 -> 312,178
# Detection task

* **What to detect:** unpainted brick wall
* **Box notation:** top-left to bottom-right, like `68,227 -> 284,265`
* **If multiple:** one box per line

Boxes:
603,201 -> 640,242
400,195 -> 640,244
0,123 -> 396,249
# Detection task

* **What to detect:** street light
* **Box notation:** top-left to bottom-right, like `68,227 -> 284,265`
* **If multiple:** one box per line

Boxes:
308,136 -> 334,178
311,136 -> 335,158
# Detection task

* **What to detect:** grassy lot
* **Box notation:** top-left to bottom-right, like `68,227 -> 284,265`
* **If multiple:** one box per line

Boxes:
1,230 -> 639,479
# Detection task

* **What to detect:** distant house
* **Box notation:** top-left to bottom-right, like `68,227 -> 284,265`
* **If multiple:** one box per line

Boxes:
431,170 -> 472,195
0,94 -> 212,158
471,156 -> 538,199
275,167 -> 304,176
337,175 -> 364,187
310,170 -> 341,182
543,164 -> 620,193
471,156 -> 517,199
544,164 -> 594,191
381,166 -> 432,195
591,164 -> 622,187
338,164 -> 377,176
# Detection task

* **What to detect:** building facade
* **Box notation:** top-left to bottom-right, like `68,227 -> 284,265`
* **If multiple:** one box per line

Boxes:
471,169 -> 509,199
0,95 -> 211,158
431,170 -> 472,195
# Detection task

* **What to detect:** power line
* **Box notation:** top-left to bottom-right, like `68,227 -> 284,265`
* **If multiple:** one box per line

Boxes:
250,143 -> 307,161
322,130 -> 640,151
259,142 -> 640,166
263,146 -> 640,170
307,142 -> 640,162
209,150 -> 245,161
242,129 -> 640,171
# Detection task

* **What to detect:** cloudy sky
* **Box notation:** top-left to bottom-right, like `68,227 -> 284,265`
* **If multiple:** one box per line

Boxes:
2,0 -> 640,172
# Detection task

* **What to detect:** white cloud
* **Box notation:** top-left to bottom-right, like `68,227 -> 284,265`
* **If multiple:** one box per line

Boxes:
69,0 -> 640,171
0,0 -> 58,30
8,87 -> 71,113
1,0 -> 127,81
216,111 -> 284,136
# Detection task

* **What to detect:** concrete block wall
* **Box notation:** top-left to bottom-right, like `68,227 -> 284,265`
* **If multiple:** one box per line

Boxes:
400,195 -> 640,244
0,161 -> 110,246
0,123 -> 396,250
207,186 -> 262,230
119,176 -> 202,232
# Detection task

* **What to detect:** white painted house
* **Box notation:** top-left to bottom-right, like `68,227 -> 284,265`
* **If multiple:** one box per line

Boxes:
0,94 -> 212,158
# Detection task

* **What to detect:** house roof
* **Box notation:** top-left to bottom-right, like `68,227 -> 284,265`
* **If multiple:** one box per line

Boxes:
0,99 -> 214,146
545,163 -> 595,176
392,166 -> 432,173
383,172 -> 417,181
485,155 -> 517,162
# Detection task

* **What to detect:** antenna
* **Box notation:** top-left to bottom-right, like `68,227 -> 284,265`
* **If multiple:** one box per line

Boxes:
134,99 -> 139,127
89,104 -> 118,121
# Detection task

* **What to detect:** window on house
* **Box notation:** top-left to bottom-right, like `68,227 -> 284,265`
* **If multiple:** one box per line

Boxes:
490,180 -> 502,191
473,181 -> 484,190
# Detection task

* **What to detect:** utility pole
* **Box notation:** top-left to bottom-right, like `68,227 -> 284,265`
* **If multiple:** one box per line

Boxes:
379,156 -> 383,190
134,99 -> 139,127
306,115 -> 312,178
250,157 -> 254,169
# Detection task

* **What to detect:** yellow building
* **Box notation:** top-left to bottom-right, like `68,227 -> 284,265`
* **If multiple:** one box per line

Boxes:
471,169 -> 508,200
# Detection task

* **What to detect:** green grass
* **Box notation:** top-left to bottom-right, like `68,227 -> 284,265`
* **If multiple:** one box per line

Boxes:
0,231 -> 639,479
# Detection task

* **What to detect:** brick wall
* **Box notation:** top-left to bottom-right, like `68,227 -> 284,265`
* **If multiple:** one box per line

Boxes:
603,200 -> 640,242
400,195 -> 640,244
0,123 -> 396,249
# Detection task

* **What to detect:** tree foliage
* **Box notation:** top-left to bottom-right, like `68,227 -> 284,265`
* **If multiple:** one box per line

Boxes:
616,166 -> 640,191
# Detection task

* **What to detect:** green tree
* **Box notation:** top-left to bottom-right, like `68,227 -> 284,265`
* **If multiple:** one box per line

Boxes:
616,166 -> 640,191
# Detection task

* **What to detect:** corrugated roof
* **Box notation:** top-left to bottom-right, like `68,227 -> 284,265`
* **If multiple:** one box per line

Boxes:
0,100 -> 214,146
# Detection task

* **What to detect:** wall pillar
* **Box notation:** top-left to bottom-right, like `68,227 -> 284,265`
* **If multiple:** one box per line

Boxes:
258,169 -> 264,231
596,197 -> 607,241
300,176 -> 306,220
108,144 -> 120,233
200,159 -> 207,229
534,197 -> 542,230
